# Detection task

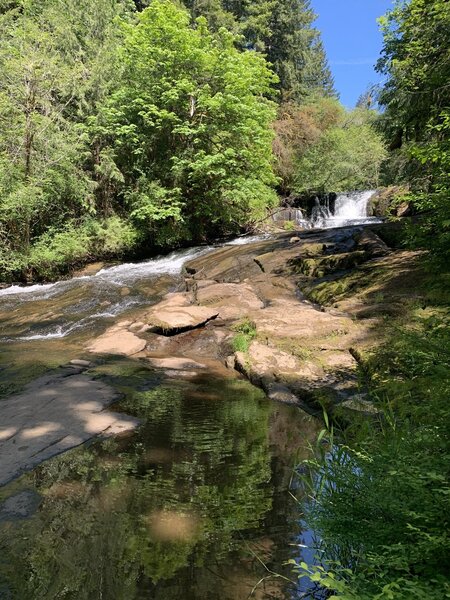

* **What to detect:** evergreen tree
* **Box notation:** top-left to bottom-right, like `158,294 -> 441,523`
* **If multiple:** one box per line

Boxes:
264,0 -> 335,100
182,0 -> 335,101
183,0 -> 236,31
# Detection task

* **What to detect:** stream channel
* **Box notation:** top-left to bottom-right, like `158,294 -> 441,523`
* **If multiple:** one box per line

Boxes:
0,235 -> 322,600
0,192 -> 380,599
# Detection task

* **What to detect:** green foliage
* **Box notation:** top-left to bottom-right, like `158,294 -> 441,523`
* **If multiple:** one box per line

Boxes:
26,224 -> 93,279
377,0 -> 450,262
231,318 -> 257,352
400,112 -> 450,262
273,97 -> 342,192
283,220 -> 296,231
243,0 -> 335,101
0,0 -> 282,282
97,0 -> 278,242
377,0 -> 449,146
296,307 -> 450,598
182,0 -> 336,102
87,216 -> 140,256
289,103 -> 387,194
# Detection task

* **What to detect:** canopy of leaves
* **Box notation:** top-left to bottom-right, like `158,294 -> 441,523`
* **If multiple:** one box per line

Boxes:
273,99 -> 386,195
0,0 -> 278,281
377,0 -> 450,262
182,0 -> 336,102
95,0 -> 278,242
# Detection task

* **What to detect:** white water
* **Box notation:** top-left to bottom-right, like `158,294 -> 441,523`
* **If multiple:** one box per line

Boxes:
0,234 -> 266,342
0,281 -> 58,298
0,246 -> 211,303
226,234 -> 271,246
312,190 -> 379,228
275,190 -> 382,230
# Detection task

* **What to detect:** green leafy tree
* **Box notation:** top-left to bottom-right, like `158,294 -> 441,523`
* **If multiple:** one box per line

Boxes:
274,101 -> 386,195
0,0 -> 137,280
377,0 -> 450,261
377,0 -> 449,146
0,11 -> 92,253
182,0 -> 335,101
273,97 -> 343,193
97,0 -> 278,243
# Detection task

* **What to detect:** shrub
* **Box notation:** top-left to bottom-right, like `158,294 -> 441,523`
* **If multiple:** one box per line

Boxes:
231,319 -> 257,352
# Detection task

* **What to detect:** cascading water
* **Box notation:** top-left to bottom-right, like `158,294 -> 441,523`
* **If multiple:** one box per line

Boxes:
315,190 -> 379,228
275,190 -> 382,230
0,235 -> 265,343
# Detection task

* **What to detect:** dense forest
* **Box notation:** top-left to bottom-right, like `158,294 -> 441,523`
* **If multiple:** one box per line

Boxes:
0,0 -> 386,282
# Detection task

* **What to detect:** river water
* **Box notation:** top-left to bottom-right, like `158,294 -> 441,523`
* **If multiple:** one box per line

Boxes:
0,235 -> 321,600
273,190 -> 383,229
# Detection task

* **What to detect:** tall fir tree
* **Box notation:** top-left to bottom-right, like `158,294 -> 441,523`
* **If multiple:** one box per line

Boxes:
263,0 -> 335,100
182,0 -> 335,101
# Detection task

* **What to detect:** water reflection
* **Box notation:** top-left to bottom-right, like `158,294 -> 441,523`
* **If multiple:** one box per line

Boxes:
0,363 -> 319,599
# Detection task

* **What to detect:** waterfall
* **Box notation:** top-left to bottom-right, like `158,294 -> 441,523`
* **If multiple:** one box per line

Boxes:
311,196 -> 333,226
274,190 -> 381,230
334,190 -> 376,220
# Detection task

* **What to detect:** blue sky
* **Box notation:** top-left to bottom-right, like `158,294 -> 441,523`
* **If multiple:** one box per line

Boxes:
311,0 -> 394,107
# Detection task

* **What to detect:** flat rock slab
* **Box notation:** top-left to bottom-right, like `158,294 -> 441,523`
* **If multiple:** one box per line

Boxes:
146,357 -> 206,370
196,282 -> 264,320
87,322 -> 147,356
0,369 -> 139,486
255,298 -> 354,340
145,305 -> 219,334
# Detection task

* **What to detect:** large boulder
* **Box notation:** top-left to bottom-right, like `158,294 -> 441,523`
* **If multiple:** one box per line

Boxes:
356,230 -> 390,257
145,304 -> 219,335
234,341 -> 322,387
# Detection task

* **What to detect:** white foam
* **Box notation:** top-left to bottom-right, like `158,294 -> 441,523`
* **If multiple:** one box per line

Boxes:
0,233 -> 270,303
226,234 -> 270,246
0,282 -> 57,298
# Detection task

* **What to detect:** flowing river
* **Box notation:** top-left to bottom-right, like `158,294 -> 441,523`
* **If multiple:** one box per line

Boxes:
0,191 -> 378,598
0,234 -> 323,600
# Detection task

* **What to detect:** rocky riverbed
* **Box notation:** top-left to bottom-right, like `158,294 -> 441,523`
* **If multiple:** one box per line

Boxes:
0,224 -> 425,485
85,224 -> 423,414
0,222 -> 430,599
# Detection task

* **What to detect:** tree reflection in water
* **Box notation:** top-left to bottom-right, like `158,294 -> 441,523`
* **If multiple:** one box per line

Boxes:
0,363 -> 319,600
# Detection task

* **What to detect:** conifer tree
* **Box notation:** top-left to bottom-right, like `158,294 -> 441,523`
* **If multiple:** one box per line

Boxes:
263,0 -> 335,100
182,0 -> 335,101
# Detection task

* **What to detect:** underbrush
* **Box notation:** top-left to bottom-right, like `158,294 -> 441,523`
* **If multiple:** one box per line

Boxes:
294,286 -> 450,598
0,217 -> 141,283
231,319 -> 257,353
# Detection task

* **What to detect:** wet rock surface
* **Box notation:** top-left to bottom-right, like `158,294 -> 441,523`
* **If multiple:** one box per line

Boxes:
0,368 -> 139,486
174,225 -> 413,412
87,321 -> 147,355
0,490 -> 42,522
78,224 -> 410,415
0,223 -> 422,483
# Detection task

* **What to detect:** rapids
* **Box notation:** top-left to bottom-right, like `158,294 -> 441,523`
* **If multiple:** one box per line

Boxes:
273,189 -> 383,229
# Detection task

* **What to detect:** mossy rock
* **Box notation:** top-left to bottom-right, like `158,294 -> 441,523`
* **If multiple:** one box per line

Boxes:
367,186 -> 410,217
290,251 -> 369,278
